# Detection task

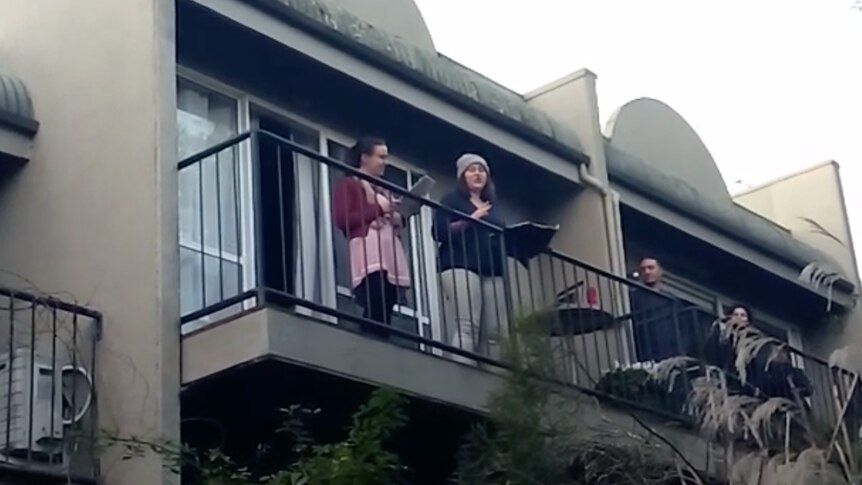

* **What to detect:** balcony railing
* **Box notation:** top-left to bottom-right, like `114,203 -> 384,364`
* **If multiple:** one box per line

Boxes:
177,129 -> 856,431
0,288 -> 100,483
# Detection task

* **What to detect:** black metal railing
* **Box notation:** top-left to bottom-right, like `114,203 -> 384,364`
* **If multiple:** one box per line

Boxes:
176,129 -> 852,428
0,288 -> 100,482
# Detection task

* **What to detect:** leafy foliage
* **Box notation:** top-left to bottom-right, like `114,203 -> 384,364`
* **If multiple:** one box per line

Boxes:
268,388 -> 407,485
453,314 -> 684,485
106,388 -> 407,485
453,314 -> 577,485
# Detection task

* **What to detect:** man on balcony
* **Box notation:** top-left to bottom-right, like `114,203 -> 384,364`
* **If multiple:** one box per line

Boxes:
629,258 -> 697,363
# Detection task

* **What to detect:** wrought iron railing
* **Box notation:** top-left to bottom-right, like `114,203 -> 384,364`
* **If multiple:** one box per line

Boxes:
0,288 -> 100,482
177,129 -> 853,430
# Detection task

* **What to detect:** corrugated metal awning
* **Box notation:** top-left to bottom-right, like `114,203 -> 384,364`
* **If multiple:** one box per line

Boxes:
0,68 -> 38,164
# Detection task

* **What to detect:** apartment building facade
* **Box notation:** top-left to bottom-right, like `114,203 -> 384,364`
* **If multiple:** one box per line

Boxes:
0,0 -> 858,483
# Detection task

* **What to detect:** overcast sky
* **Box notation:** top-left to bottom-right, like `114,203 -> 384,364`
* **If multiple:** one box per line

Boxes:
414,0 -> 862,262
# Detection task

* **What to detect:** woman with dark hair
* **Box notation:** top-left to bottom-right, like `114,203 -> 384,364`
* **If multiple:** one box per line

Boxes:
704,304 -> 753,371
332,137 -> 410,338
433,153 -> 508,361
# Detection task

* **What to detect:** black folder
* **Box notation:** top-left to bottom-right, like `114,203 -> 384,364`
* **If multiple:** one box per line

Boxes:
504,221 -> 559,264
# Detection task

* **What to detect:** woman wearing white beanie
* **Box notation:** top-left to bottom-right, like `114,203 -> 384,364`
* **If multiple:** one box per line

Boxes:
433,153 -> 508,363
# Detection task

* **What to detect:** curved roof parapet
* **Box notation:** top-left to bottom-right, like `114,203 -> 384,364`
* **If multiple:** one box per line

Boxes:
0,69 -> 38,136
606,98 -> 732,205
605,142 -> 852,291
604,98 -> 852,291
263,0 -> 587,162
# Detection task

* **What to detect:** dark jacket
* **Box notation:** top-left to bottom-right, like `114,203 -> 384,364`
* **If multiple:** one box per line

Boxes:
433,191 -> 506,277
630,288 -> 710,362
752,360 -> 813,401
630,287 -> 678,362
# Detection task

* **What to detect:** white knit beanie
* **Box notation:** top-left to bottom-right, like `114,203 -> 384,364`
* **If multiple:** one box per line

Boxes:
456,153 -> 490,180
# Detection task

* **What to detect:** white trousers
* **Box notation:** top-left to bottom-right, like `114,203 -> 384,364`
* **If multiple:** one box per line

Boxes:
439,269 -> 509,361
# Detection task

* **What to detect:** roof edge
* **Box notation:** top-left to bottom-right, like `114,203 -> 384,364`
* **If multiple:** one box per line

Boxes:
0,110 -> 39,137
606,143 -> 856,297
248,0 -> 590,165
732,160 -> 838,198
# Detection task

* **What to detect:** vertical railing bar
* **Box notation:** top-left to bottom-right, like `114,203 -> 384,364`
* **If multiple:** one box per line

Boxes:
89,316 -> 100,475
471,222 -> 484,355
499,232 -> 515,349
608,274 -> 626,372
524,251 -> 537,321
197,159 -> 207,309
587,271 -> 603,384
434,223 -> 449,348
402,192 -> 414,338
486,225 -> 502,361
373,183 -> 386,331
416,208 -> 432,351
49,306 -> 58,464
458,220 -> 473,354
277,143 -> 289,295
26,303 -> 36,462
534,254 -> 550,374
598,275 -> 615,381
580,268 -> 602,380
354,163 -> 372,326
232,143 -> 243,295
510,239 -> 525,330
251,131 -> 266,303
546,253 -> 574,384
6,295 -> 15,454
215,150 -> 225,301
314,151 -> 325,310
561,263 -> 580,386
71,312 -> 79,443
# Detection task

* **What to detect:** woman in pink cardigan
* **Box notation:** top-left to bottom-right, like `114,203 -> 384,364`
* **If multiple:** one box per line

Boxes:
332,137 -> 411,338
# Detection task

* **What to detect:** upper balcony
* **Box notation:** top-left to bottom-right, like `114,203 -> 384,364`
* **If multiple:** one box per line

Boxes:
0,288 -> 100,485
176,129 -> 852,437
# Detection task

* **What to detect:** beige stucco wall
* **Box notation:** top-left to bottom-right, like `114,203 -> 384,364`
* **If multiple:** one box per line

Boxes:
0,1 -> 179,484
734,162 -> 861,357
526,69 -> 616,273
734,162 -> 858,280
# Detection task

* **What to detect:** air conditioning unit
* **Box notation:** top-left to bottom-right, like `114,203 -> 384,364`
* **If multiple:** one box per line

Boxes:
0,348 -> 65,460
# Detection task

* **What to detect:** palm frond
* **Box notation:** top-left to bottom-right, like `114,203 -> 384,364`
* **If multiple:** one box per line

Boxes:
799,263 -> 843,311
749,398 -> 799,444
798,217 -> 845,247
685,377 -> 763,447
649,356 -> 699,391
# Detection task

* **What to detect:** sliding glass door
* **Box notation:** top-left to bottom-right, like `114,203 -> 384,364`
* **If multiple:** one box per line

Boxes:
176,78 -> 246,317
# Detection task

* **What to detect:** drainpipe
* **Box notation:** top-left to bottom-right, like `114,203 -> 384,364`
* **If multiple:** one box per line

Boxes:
578,163 -> 626,277
579,162 -> 631,367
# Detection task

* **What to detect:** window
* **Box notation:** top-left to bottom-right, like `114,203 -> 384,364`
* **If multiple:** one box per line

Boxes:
176,79 -> 245,316
326,140 -> 440,345
661,273 -> 718,312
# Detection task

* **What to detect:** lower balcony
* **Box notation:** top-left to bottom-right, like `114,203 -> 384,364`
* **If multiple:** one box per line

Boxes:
177,130 -> 852,442
0,288 -> 100,485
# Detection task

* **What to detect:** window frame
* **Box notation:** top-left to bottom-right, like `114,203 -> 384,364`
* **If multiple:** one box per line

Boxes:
176,73 -> 256,330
